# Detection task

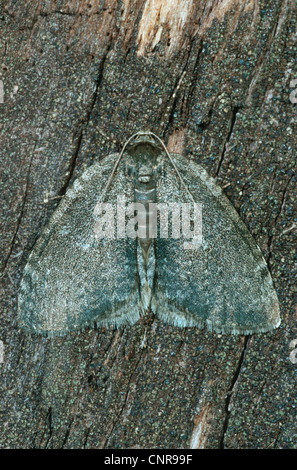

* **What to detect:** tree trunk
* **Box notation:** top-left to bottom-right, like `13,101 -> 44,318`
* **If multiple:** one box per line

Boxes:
0,0 -> 296,449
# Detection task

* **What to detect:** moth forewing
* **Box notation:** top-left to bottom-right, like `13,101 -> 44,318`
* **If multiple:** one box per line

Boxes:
153,152 -> 280,334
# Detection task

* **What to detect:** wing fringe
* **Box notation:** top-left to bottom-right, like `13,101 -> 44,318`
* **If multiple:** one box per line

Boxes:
152,291 -> 281,335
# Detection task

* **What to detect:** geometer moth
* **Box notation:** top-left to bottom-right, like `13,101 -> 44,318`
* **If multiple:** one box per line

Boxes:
18,131 -> 281,336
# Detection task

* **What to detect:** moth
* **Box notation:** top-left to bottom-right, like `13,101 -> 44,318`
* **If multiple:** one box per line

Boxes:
18,131 -> 281,336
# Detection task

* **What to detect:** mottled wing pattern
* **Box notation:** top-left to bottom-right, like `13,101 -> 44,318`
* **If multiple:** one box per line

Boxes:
18,154 -> 140,336
153,153 -> 280,334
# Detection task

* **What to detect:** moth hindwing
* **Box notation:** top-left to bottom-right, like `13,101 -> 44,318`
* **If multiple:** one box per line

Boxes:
18,131 -> 280,336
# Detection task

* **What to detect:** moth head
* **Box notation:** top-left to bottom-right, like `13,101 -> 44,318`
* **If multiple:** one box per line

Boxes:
124,132 -> 164,183
125,131 -> 163,155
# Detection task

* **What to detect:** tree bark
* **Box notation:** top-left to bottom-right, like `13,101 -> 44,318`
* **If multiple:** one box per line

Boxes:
0,0 -> 296,449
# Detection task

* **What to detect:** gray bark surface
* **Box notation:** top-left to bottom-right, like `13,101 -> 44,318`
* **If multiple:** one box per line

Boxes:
0,0 -> 296,448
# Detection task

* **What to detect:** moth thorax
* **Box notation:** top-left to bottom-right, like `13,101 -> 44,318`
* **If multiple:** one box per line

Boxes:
134,186 -> 156,253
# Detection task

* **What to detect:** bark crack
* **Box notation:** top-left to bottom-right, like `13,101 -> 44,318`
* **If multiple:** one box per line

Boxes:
58,46 -> 111,196
161,36 -> 203,137
219,335 -> 250,448
181,38 -> 204,128
215,104 -> 240,177
61,417 -> 74,448
102,349 -> 145,448
43,406 -> 53,449
101,321 -> 157,449
267,175 -> 293,270
161,69 -> 187,137
2,151 -> 34,273
247,0 -> 289,105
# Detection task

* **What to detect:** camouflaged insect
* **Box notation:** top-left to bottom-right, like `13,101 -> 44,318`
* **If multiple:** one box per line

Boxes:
18,131 -> 281,336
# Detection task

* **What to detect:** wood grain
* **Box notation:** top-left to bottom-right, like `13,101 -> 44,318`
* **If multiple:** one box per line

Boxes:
0,0 -> 296,449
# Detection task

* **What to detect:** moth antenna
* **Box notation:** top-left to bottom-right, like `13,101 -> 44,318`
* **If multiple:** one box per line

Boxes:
149,132 -> 195,204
